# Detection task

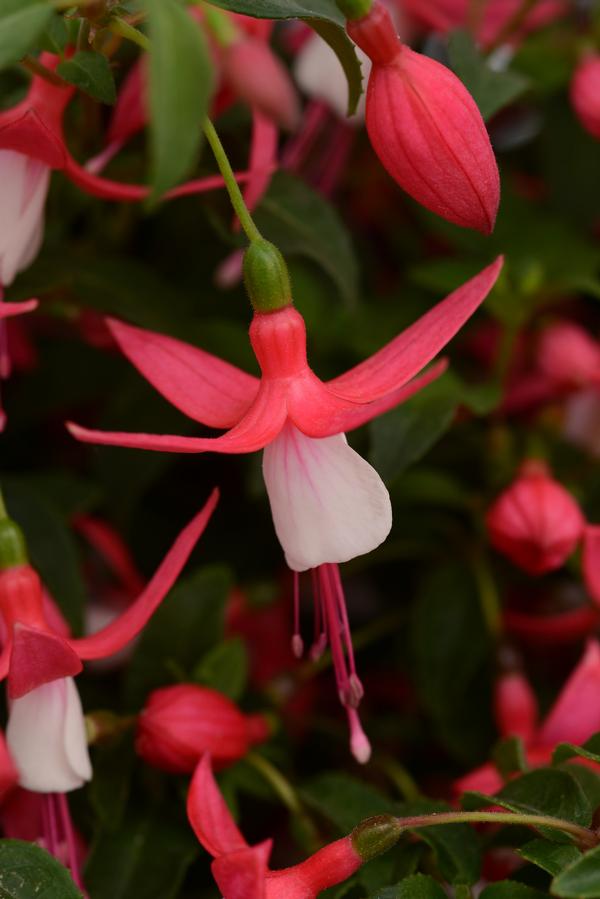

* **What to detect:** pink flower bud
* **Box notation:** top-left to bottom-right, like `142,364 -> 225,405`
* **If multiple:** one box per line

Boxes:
347,2 -> 499,233
220,36 -> 301,131
486,460 -> 585,574
494,671 -> 538,742
136,684 -> 269,773
571,54 -> 600,141
537,321 -> 600,390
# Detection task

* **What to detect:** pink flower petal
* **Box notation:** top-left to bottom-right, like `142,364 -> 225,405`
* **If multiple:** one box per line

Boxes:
538,639 -> 600,747
0,299 -> 38,318
69,490 -> 219,660
187,754 -> 249,857
107,318 -> 258,429
583,525 -> 600,606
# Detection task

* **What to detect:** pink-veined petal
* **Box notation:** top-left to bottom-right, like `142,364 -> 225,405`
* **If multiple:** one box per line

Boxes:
538,639 -> 600,747
69,490 -> 219,660
327,258 -> 503,402
187,754 -> 250,857
107,317 -> 259,429
212,843 -> 270,899
0,299 -> 37,319
66,381 -> 288,455
583,525 -> 600,606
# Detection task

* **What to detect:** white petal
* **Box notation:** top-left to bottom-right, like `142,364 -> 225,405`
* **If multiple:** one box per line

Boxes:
7,677 -> 92,793
0,152 -> 49,286
293,34 -> 370,121
263,423 -> 392,571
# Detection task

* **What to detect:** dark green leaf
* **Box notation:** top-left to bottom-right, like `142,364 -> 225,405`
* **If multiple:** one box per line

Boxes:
57,51 -> 116,104
493,736 -> 528,778
553,734 -> 600,767
145,0 -> 214,198
301,772 -> 397,833
479,884 -> 548,899
0,0 -> 53,71
552,844 -> 600,898
448,30 -> 530,120
306,18 -> 363,115
89,736 -> 136,831
0,840 -> 83,898
207,0 -> 344,24
518,838 -> 581,876
368,874 -> 447,898
193,637 -> 248,700
398,799 -> 481,886
125,565 -> 232,704
255,171 -> 359,305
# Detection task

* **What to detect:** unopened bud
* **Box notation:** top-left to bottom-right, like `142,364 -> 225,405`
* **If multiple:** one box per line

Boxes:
244,240 -> 292,313
351,815 -> 403,862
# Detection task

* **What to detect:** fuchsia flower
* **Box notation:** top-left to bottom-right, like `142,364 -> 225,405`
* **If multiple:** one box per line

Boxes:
68,248 -> 503,759
346,2 -> 500,233
571,54 -> 600,141
537,321 -> 600,390
0,491 -> 218,794
136,683 -> 269,773
187,754 -> 400,899
456,640 -> 600,796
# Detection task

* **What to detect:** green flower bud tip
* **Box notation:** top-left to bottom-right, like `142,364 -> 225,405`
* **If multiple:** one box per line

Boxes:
244,240 -> 292,313
351,814 -> 403,862
337,0 -> 373,22
0,518 -> 28,570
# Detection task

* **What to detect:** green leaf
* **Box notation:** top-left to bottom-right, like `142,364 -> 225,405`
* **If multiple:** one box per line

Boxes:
207,0 -> 344,24
447,30 -> 530,120
369,874 -> 448,898
125,565 -> 232,704
57,51 -> 117,104
0,840 -> 83,898
552,844 -> 600,898
255,171 -> 359,305
479,884 -> 548,899
0,0 -> 53,71
553,734 -> 600,767
306,18 -> 363,115
518,838 -> 581,876
301,772 -> 398,833
144,0 -> 214,198
193,637 -> 249,700
369,373 -> 459,483
492,736 -> 528,779
398,799 -> 481,886
89,736 -> 135,831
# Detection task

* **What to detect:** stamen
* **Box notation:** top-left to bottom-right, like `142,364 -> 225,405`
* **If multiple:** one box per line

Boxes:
347,707 -> 372,765
291,571 -> 304,658
0,286 -> 10,380
57,792 -> 85,891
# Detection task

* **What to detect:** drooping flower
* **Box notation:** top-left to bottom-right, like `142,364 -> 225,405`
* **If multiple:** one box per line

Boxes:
456,640 -> 600,796
571,54 -> 600,141
136,683 -> 269,773
187,753 -> 402,899
68,244 -> 503,759
345,1 -> 500,233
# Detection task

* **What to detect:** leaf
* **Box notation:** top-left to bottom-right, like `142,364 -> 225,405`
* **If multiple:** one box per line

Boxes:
369,874 -> 448,898
369,373 -> 459,483
193,637 -> 249,700
125,565 -> 232,705
447,30 -> 530,120
144,0 -> 214,199
0,0 -> 53,71
518,839 -> 581,876
254,171 -> 359,305
553,734 -> 600,767
398,799 -> 481,886
2,478 -> 87,634
84,808 -> 198,899
306,18 -> 363,115
57,51 -> 117,104
552,845 -> 600,898
479,884 -> 548,898
207,0 -> 344,24
301,772 -> 398,833
492,736 -> 528,779
0,840 -> 83,898
89,735 -> 136,831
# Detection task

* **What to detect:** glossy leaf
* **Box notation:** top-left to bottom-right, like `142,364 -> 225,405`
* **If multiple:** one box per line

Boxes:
0,840 -> 83,898
57,52 -> 117,104
552,845 -> 600,898
206,0 -> 344,24
518,839 -> 581,876
553,733 -> 600,766
193,637 -> 249,700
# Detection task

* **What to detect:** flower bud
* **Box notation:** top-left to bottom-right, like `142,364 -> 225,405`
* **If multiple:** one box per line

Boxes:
347,2 -> 499,233
136,684 -> 269,773
486,460 -> 585,574
351,814 -> 403,861
571,54 -> 600,141
537,321 -> 600,390
244,239 -> 292,313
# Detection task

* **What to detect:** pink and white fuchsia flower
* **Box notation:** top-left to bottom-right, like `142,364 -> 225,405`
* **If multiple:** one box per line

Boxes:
68,249 -> 503,760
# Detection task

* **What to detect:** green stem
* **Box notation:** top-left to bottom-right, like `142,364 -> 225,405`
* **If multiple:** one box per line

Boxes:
246,752 -> 320,851
467,0 -> 488,33
202,2 -> 238,46
380,756 -> 420,802
396,810 -> 598,850
203,118 -> 262,243
109,17 -> 151,52
21,56 -> 70,88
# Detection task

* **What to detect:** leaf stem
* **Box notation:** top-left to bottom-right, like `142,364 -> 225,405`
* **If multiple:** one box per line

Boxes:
487,0 -> 540,50
396,811 -> 598,850
246,752 -> 320,851
202,118 -> 262,244
109,17 -> 151,52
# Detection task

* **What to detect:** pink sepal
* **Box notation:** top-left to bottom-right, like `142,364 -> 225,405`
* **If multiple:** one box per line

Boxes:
69,490 -> 219,659
583,525 -> 600,606
538,639 -> 600,747
107,317 -> 259,428
187,754 -> 249,857
236,109 -> 278,229
212,841 -> 271,899
0,300 -> 38,319
8,624 -> 82,699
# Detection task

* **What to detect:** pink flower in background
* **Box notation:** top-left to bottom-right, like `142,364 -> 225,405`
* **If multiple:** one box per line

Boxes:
68,256 -> 503,760
346,1 -> 500,233
571,54 -> 600,141
456,640 -> 600,796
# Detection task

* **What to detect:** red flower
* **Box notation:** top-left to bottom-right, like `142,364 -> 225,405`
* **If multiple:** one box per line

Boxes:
136,683 -> 269,773
571,54 -> 600,141
347,2 -> 500,233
